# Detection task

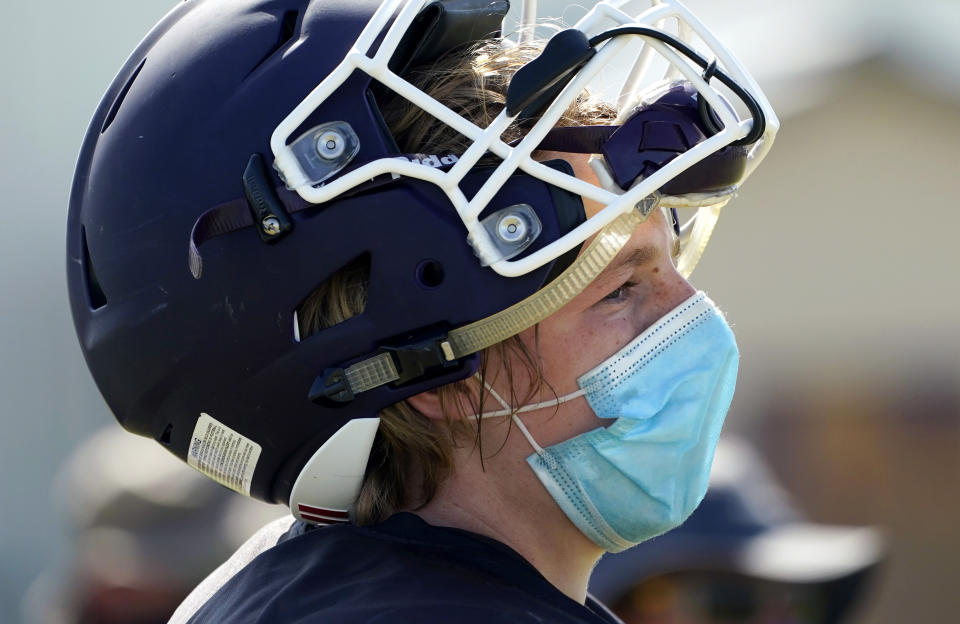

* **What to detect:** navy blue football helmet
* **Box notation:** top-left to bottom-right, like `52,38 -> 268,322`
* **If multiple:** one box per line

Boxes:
67,0 -> 777,519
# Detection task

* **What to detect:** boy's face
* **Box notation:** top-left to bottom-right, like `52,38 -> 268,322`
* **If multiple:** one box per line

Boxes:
484,152 -> 696,447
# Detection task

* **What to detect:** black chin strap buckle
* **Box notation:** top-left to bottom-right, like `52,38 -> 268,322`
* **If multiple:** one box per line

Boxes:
383,336 -> 455,385
308,368 -> 354,405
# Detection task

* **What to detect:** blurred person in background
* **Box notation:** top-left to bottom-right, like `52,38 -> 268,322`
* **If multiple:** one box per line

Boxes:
589,436 -> 885,624
22,428 -> 284,624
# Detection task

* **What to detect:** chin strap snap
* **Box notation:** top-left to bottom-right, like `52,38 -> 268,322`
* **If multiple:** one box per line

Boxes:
309,334 -> 457,405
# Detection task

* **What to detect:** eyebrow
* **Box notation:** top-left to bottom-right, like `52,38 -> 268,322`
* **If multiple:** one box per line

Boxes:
596,216 -> 682,282
604,244 -> 661,277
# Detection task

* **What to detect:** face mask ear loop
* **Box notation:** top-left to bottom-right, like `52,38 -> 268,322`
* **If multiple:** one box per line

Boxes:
514,388 -> 587,414
475,374 -> 514,419
511,413 -> 548,456
474,374 -> 548,457
474,375 -> 587,420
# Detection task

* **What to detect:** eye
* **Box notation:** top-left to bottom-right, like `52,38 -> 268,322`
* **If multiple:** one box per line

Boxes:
602,281 -> 636,303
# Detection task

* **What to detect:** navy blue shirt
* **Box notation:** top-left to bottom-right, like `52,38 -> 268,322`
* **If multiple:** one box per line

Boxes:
185,513 -> 622,623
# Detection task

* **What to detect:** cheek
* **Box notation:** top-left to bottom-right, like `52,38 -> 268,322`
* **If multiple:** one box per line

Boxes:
533,313 -> 637,387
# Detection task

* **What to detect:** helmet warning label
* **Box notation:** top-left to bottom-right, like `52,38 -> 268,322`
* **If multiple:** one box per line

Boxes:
188,413 -> 261,496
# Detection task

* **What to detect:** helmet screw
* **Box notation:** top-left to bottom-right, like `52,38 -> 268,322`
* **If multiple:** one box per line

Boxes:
261,215 -> 282,236
635,193 -> 660,218
496,213 -> 528,243
317,130 -> 345,160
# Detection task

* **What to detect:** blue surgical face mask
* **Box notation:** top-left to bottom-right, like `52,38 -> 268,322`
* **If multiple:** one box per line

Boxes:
480,292 -> 738,552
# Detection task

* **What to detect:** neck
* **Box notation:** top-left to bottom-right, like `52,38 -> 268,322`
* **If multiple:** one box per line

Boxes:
410,441 -> 603,603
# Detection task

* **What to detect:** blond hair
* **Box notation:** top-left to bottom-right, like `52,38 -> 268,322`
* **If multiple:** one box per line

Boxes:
298,37 -> 614,525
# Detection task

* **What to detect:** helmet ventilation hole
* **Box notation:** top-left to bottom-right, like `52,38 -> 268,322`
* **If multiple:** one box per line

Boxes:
80,226 -> 107,310
159,423 -> 173,446
295,253 -> 371,341
250,10 -> 300,74
101,58 -> 146,134
279,10 -> 299,43
416,260 -> 445,288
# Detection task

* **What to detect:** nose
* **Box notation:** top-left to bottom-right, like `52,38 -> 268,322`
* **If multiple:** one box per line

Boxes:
633,255 -> 697,336
660,265 -> 697,320
665,263 -> 697,308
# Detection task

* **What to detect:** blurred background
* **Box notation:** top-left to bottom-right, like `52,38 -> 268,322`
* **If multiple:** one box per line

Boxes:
1,0 -> 957,622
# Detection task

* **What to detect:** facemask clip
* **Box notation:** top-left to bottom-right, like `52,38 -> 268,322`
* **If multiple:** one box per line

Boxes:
469,204 -> 543,267
277,121 -> 360,188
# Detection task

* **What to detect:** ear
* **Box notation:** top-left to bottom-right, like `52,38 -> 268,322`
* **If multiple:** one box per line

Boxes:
406,376 -> 485,422
406,387 -> 446,421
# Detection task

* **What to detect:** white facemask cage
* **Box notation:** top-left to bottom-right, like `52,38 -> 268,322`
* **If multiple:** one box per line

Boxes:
271,0 -> 778,374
